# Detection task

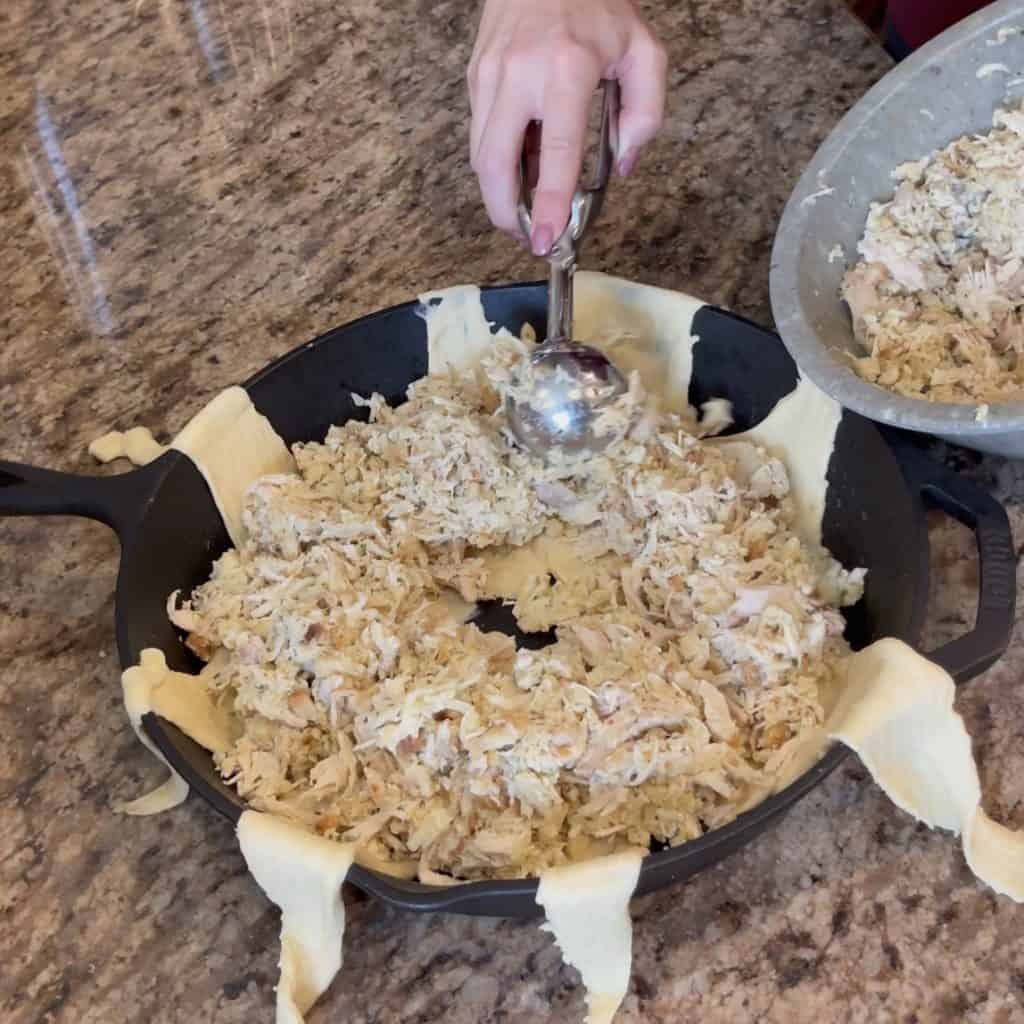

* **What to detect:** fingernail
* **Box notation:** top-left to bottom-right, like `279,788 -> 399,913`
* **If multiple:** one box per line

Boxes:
531,223 -> 554,256
617,148 -> 638,178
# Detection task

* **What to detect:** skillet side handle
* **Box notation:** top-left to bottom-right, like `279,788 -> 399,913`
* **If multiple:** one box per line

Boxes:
0,458 -> 164,542
886,433 -> 1017,683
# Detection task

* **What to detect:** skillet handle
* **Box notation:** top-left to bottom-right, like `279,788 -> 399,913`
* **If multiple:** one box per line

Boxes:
885,432 -> 1017,683
0,457 -> 164,542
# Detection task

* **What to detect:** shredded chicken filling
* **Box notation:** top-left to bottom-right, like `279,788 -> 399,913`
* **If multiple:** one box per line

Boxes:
843,101 -> 1024,403
170,336 -> 864,880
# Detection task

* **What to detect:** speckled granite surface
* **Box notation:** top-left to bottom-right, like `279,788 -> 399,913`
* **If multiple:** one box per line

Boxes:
3,1 -> 1023,1022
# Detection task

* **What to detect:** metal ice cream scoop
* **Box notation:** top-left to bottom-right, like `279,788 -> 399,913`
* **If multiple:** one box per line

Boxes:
505,79 -> 628,458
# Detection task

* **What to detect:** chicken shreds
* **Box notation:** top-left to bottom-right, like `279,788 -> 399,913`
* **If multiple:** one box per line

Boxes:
170,338 -> 864,881
843,102 -> 1024,404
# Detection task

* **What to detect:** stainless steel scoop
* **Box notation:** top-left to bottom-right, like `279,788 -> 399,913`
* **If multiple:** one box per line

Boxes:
506,80 -> 628,458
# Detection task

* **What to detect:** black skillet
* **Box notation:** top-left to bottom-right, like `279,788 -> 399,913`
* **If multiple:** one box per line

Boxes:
1,284 -> 1017,918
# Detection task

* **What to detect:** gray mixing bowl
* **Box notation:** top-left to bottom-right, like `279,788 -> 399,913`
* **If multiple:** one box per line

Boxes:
771,0 -> 1024,457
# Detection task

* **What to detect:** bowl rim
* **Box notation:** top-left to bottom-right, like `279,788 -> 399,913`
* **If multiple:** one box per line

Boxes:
770,0 -> 1024,436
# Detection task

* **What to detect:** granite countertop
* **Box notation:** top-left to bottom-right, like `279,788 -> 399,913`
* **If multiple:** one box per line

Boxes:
2,1 -> 1023,1021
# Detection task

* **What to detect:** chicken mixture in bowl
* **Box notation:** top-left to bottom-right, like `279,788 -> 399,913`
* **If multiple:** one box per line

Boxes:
842,100 -> 1024,407
168,333 -> 865,883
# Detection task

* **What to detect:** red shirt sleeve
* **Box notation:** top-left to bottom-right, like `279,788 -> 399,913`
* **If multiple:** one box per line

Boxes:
887,0 -> 992,49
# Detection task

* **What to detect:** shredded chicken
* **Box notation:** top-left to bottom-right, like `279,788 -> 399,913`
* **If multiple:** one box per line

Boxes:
843,101 -> 1024,403
170,337 -> 864,881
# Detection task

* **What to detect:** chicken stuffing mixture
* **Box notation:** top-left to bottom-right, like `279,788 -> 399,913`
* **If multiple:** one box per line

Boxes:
169,335 -> 865,881
843,101 -> 1024,403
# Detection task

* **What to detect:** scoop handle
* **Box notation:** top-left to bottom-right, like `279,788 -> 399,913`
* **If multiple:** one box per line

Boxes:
547,254 -> 575,346
517,80 -> 620,346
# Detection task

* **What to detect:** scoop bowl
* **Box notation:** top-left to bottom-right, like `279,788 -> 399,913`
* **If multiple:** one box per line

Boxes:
505,342 -> 628,456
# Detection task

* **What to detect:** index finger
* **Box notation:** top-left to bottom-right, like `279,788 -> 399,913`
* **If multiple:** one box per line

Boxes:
474,83 -> 533,236
529,67 -> 602,255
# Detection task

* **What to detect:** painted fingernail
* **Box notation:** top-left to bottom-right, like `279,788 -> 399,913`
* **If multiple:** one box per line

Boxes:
617,148 -> 638,177
531,223 -> 554,256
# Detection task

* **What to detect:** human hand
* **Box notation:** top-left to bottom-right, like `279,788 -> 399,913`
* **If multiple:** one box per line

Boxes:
468,0 -> 667,255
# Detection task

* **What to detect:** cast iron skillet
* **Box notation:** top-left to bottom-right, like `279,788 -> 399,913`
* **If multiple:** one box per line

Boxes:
1,284 -> 1016,918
